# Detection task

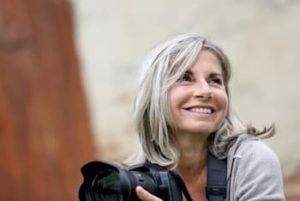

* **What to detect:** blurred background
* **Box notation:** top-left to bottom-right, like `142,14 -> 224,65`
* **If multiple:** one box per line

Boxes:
0,0 -> 299,200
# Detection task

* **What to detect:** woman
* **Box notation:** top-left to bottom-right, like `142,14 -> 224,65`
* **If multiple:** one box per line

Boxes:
130,33 -> 285,201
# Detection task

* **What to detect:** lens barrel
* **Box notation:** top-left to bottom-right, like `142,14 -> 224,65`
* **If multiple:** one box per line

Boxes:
79,161 -> 158,201
91,168 -> 122,200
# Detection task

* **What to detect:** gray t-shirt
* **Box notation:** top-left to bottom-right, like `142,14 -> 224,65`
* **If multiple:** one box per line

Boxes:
226,134 -> 285,201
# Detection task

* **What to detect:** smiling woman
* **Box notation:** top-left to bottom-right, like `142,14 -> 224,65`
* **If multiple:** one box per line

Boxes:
128,33 -> 285,201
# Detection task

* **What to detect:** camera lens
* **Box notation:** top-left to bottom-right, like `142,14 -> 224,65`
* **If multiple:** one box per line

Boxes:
91,169 -> 122,201
79,161 -> 171,201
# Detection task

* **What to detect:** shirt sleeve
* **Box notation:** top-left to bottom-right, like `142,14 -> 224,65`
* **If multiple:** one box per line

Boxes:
234,140 -> 285,201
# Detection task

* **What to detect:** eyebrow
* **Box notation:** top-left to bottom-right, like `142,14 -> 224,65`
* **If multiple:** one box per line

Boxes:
209,73 -> 223,77
186,70 -> 223,77
185,70 -> 193,75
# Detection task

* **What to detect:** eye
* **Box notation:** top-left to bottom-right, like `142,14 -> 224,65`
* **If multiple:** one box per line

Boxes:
208,77 -> 224,86
178,72 -> 192,82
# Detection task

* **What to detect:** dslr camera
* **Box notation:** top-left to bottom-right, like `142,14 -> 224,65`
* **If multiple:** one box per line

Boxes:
79,161 -> 192,201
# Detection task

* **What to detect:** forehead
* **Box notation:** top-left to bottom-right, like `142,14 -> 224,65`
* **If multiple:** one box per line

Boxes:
189,50 -> 223,74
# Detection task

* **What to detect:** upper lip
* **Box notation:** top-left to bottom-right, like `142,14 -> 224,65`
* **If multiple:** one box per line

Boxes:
184,104 -> 216,112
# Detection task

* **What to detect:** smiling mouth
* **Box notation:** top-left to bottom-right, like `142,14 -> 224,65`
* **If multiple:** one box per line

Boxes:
187,107 -> 214,114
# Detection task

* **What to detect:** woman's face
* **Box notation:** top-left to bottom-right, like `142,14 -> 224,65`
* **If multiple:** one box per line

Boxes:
168,50 -> 228,136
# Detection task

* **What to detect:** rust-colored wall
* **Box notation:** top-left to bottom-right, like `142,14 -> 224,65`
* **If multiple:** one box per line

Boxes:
0,0 -> 95,200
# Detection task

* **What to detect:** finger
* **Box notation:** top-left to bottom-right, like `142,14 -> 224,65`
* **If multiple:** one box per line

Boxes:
135,186 -> 162,201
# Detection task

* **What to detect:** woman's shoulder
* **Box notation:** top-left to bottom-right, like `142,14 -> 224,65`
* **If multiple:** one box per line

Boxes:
227,135 -> 285,200
237,134 -> 276,156
228,133 -> 281,172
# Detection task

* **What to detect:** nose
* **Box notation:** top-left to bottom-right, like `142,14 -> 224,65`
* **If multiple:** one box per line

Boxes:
193,80 -> 212,100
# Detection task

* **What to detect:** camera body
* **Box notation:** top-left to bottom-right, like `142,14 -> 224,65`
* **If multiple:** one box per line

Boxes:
79,161 -> 184,201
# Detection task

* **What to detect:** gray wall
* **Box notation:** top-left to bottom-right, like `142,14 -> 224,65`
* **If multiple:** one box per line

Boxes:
72,0 -> 300,176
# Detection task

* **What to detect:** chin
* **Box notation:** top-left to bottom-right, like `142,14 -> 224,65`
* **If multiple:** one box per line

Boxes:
186,127 -> 215,135
190,123 -> 216,132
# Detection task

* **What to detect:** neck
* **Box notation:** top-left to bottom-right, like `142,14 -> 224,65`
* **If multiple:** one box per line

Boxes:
176,132 -> 209,179
175,132 -> 209,201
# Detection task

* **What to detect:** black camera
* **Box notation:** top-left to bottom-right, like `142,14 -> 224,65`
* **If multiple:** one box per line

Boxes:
79,161 -> 192,201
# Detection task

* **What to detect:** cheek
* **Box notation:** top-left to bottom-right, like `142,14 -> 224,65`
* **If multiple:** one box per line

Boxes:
167,88 -> 181,129
216,91 -> 229,114
223,94 -> 229,109
168,87 -> 189,118
168,93 -> 180,119
168,86 -> 184,108
167,88 -> 177,119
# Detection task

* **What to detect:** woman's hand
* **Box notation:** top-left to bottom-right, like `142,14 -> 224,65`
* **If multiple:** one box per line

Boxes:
135,186 -> 163,201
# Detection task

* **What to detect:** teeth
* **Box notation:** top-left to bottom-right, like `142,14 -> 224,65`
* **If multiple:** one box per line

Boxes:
189,108 -> 212,114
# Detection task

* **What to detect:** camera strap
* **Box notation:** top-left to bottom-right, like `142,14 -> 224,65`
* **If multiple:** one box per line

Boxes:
169,171 -> 193,201
206,153 -> 227,201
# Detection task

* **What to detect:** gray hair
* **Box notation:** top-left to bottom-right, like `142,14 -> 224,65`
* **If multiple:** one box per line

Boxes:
132,33 -> 274,169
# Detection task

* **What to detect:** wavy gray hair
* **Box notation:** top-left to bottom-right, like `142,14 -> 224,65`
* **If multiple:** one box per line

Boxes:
132,33 -> 274,169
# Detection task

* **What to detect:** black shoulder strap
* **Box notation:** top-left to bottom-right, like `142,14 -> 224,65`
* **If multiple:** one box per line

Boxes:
206,153 -> 227,201
169,171 -> 193,201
